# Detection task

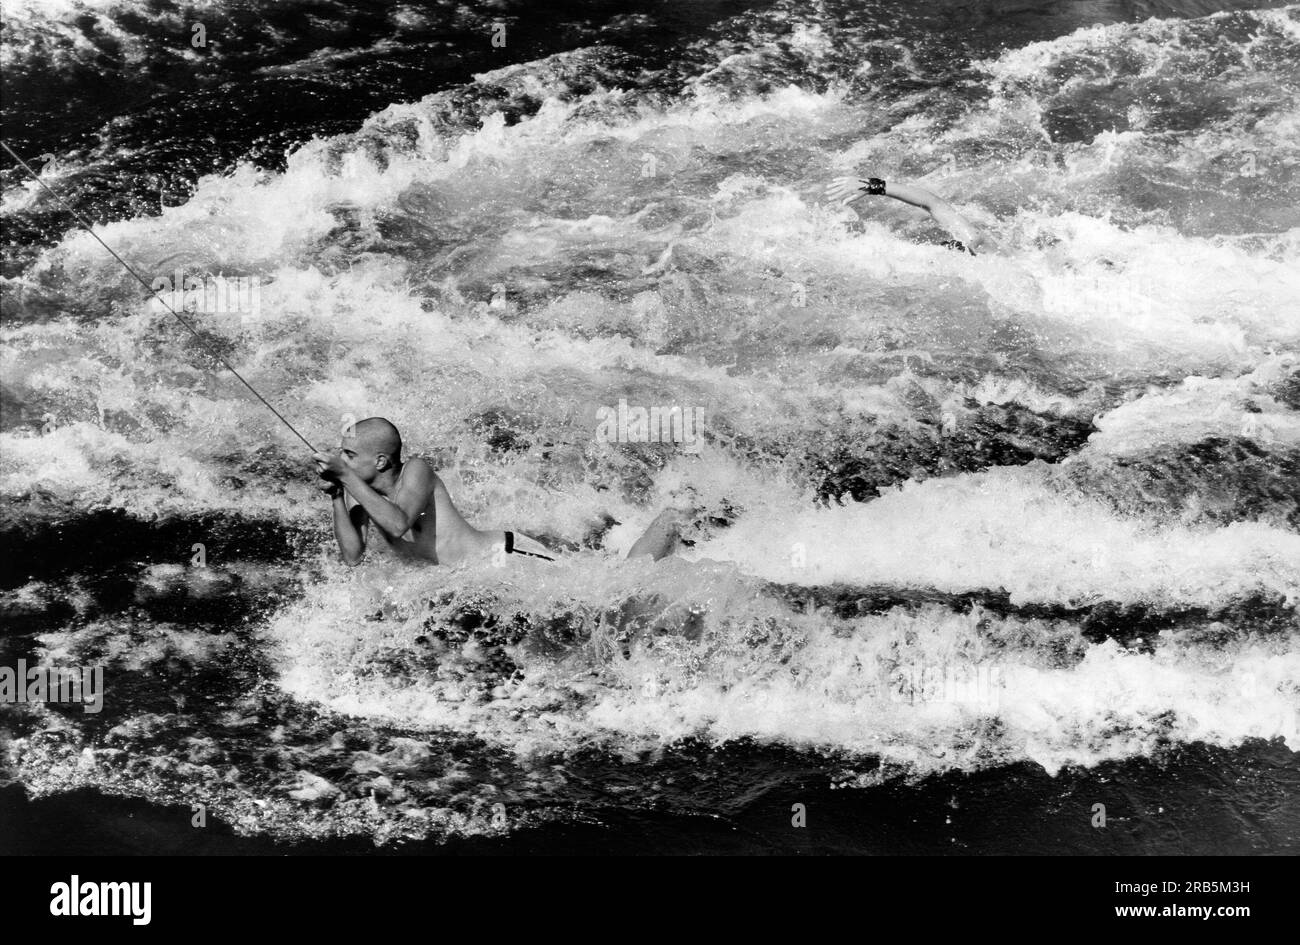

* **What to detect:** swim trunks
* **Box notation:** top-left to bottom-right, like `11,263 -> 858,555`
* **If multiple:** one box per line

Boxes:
503,530 -> 555,561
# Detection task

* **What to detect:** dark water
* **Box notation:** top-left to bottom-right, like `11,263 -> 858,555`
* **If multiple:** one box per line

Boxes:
1,0 -> 1298,854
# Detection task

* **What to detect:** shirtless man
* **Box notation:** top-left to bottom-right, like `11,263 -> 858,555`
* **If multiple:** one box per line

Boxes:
312,417 -> 685,567
826,175 -> 1000,255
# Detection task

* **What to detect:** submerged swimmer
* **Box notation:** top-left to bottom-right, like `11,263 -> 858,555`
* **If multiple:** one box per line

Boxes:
826,176 -> 1000,255
312,417 -> 689,567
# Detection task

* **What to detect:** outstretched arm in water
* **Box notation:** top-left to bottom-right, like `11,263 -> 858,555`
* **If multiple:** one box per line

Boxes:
826,176 -> 999,254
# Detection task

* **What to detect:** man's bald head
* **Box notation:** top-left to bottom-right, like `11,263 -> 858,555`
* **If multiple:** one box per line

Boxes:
340,417 -> 403,481
353,417 -> 401,458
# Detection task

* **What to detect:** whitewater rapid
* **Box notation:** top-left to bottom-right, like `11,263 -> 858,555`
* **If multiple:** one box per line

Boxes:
2,0 -> 1297,843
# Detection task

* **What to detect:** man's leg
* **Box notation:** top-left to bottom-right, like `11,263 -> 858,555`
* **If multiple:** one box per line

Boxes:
627,507 -> 693,561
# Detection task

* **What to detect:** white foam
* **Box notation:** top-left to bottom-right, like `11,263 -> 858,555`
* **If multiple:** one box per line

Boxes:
687,463 -> 1300,608
264,562 -> 1300,777
1087,355 -> 1300,454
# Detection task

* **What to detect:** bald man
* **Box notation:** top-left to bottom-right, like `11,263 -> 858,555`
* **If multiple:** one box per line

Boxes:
312,417 -> 685,567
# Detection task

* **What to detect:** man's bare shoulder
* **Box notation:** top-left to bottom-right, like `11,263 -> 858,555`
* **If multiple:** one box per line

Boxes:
403,456 -> 459,500
395,455 -> 431,481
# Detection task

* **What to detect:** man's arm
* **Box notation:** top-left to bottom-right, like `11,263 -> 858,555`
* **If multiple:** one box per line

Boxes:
827,176 -> 997,253
323,483 -> 368,566
333,458 -> 434,540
